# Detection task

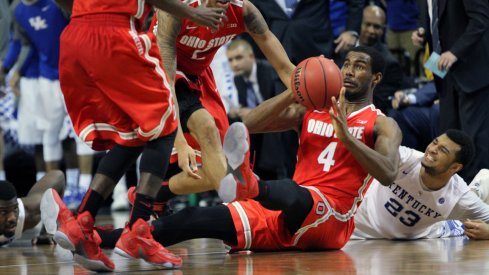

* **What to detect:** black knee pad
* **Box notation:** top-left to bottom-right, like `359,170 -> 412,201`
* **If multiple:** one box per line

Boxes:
139,131 -> 176,179
97,145 -> 143,182
175,80 -> 204,133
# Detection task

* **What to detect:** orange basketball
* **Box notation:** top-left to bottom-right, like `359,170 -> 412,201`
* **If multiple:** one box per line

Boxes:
291,56 -> 343,110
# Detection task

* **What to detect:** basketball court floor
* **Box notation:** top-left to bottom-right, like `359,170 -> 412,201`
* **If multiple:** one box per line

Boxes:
1,211 -> 488,274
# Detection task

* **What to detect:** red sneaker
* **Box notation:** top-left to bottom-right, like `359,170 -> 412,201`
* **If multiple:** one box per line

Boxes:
72,212 -> 115,271
218,122 -> 259,203
127,186 -> 166,217
114,219 -> 182,268
40,190 -> 114,272
40,188 -> 74,235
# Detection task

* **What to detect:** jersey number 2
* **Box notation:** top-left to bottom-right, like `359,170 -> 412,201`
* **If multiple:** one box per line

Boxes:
317,142 -> 337,172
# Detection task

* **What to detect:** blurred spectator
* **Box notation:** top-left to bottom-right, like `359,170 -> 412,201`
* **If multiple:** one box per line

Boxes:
358,5 -> 403,114
226,39 -> 286,180
12,0 -> 94,207
388,81 -> 439,151
210,42 -> 239,114
414,0 -> 489,182
249,0 -> 364,64
385,0 -> 421,63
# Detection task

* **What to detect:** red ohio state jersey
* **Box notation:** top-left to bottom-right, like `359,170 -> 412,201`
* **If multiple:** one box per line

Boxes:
176,0 -> 246,75
72,0 -> 152,23
293,105 -> 382,214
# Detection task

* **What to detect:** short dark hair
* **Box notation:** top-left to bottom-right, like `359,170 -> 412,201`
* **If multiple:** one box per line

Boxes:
445,129 -> 475,167
347,46 -> 386,75
0,181 -> 17,201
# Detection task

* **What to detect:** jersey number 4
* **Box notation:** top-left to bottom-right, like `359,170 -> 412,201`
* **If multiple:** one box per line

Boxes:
317,142 -> 337,172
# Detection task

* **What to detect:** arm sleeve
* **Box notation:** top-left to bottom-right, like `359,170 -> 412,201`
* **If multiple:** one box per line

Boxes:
448,191 -> 489,222
1,34 -> 21,71
11,19 -> 31,73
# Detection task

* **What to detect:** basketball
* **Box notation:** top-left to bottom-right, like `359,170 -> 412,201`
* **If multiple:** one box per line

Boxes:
291,56 -> 343,110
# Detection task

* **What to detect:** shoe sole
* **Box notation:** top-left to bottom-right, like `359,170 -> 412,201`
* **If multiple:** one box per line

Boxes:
219,123 -> 249,203
223,122 -> 249,170
40,189 -> 60,235
74,254 -> 114,272
53,231 -> 76,251
218,174 -> 238,203
114,247 -> 180,269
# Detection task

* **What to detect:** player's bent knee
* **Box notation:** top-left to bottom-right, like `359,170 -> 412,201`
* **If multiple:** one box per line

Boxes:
190,117 -> 220,145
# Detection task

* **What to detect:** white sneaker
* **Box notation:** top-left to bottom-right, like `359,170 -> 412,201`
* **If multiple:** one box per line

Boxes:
469,169 -> 489,204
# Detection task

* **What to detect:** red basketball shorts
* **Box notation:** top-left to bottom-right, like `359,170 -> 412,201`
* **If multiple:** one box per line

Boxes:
59,14 -> 177,151
226,186 -> 355,251
170,67 -> 229,163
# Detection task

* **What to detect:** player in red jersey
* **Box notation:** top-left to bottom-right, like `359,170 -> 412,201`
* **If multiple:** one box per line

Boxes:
92,46 -> 403,252
153,0 -> 295,199
40,0 -> 227,272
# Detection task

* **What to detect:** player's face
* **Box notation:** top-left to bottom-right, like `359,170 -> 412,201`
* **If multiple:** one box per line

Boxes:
421,134 -> 462,175
226,46 -> 255,77
207,0 -> 230,10
341,52 -> 374,100
360,11 -> 385,46
0,199 -> 19,238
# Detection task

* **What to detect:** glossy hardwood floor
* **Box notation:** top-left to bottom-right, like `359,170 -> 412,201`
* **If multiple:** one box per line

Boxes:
1,212 -> 489,274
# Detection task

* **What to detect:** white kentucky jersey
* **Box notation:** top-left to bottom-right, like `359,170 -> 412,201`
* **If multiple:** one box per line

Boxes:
353,146 -> 483,239
0,198 -> 25,246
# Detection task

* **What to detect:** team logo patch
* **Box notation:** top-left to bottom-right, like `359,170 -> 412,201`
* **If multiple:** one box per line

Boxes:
315,202 -> 326,215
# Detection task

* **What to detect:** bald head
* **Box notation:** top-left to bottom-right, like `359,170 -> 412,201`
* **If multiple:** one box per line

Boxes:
360,5 -> 386,46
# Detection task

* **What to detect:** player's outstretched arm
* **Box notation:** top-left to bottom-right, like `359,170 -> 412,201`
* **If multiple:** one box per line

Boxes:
156,10 -> 200,178
147,0 -> 226,30
329,88 -> 402,186
22,170 -> 65,232
243,0 -> 295,90
243,89 -> 305,133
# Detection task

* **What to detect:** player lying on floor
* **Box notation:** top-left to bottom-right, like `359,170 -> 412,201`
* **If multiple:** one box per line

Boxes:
353,130 -> 489,240
0,170 -> 65,246
44,46 -> 402,251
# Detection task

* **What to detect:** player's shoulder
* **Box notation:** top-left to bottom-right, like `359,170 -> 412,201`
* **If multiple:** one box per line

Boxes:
446,173 -> 470,194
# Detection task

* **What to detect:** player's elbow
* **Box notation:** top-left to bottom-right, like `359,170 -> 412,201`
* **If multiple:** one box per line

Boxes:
377,170 -> 398,186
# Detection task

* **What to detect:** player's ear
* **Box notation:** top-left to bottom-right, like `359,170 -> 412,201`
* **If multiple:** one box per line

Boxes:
370,72 -> 382,89
450,162 -> 463,174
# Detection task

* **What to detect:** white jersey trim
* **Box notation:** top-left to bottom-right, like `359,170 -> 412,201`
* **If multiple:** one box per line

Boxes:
138,34 -> 175,140
15,198 -> 25,240
231,202 -> 252,250
135,0 -> 145,19
80,20 -> 175,146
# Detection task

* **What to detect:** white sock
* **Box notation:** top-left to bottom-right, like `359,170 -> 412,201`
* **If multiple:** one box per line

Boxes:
0,170 -> 5,181
66,168 -> 79,190
78,173 -> 92,193
36,171 -> 46,181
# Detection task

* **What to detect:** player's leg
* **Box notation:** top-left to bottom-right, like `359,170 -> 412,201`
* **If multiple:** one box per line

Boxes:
168,81 -> 227,195
38,78 -> 65,172
114,131 -> 183,268
17,77 -> 44,180
96,205 -> 237,249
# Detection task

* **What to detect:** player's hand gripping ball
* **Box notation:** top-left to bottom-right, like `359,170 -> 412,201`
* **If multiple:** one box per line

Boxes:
291,56 -> 343,110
